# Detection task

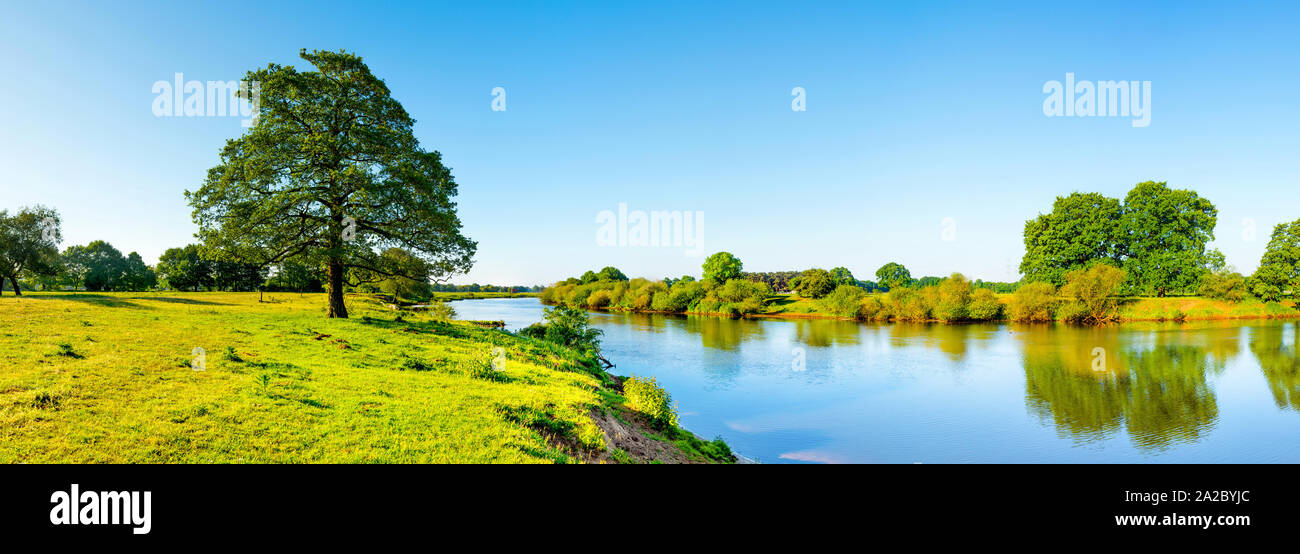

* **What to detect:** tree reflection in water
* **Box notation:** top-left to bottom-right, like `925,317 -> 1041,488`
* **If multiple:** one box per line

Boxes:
1018,323 -> 1232,451
1249,322 -> 1300,411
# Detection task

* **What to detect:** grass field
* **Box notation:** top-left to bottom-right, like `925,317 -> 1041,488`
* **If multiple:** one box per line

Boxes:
0,291 -> 728,464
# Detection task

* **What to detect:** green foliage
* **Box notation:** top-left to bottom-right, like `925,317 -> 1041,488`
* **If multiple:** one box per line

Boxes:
1009,282 -> 1057,322
540,306 -> 604,354
623,375 -> 678,430
716,279 -> 770,304
1020,192 -> 1122,286
828,267 -> 856,286
1249,219 -> 1300,302
818,284 -> 866,318
264,261 -> 324,293
595,266 -> 628,281
1199,270 -> 1249,302
0,206 -> 62,295
933,273 -> 972,322
792,268 -> 836,299
1118,181 -> 1218,296
858,295 -> 885,320
887,287 -> 932,321
586,289 -> 613,309
875,262 -> 913,290
740,271 -> 800,292
968,288 -> 1003,320
187,49 -> 475,318
1060,264 -> 1126,322
702,252 -> 743,283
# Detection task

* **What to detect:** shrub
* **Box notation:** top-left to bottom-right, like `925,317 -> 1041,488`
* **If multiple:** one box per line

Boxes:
717,279 -> 770,303
427,301 -> 455,321
819,284 -> 867,318
1055,301 -> 1089,323
623,375 -> 678,430
541,306 -> 604,354
967,288 -> 1003,321
586,289 -> 612,309
565,286 -> 593,307
1008,282 -> 1057,322
889,287 -> 933,321
519,323 -> 547,340
1199,270 -> 1248,302
933,273 -> 972,322
858,296 -> 884,320
1060,264 -> 1125,322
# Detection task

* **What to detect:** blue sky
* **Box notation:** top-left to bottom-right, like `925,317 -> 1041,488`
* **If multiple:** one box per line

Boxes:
2,1 -> 1297,285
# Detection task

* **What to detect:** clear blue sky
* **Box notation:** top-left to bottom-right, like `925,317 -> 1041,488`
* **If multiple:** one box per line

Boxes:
2,0 -> 1297,285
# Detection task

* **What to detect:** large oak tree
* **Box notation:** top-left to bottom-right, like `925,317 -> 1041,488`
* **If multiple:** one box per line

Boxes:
187,50 -> 475,317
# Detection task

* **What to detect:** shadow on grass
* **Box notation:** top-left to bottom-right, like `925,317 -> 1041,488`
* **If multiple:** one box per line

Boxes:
123,296 -> 233,306
22,294 -> 234,308
22,294 -> 152,309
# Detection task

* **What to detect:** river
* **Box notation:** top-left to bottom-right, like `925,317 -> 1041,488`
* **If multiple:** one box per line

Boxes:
452,297 -> 1300,463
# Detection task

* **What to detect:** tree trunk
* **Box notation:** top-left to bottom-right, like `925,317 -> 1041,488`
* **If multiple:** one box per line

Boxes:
11,277 -> 21,296
327,258 -> 348,318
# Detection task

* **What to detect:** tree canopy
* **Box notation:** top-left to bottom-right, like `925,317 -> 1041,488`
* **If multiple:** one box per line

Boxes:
702,252 -> 743,283
1020,192 -> 1121,286
1249,219 -> 1300,301
874,262 -> 913,290
1019,182 -> 1218,296
187,49 -> 475,318
0,206 -> 61,295
1118,181 -> 1218,296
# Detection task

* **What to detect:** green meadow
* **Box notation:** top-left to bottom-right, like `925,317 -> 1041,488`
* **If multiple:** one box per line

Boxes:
0,291 -> 731,464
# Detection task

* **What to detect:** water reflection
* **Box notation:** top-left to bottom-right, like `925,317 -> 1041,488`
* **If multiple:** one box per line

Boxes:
1017,323 -> 1248,451
454,298 -> 1300,462
1249,323 -> 1300,411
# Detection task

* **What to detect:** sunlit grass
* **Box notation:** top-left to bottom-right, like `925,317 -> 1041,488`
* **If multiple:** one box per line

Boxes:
0,291 -> 605,463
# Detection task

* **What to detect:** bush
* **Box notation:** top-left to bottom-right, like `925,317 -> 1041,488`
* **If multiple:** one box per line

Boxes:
1009,282 -> 1057,322
717,279 -> 770,303
1060,264 -> 1125,322
1200,270 -> 1248,302
586,289 -> 612,309
819,284 -> 867,318
623,375 -> 678,430
888,287 -> 933,321
541,306 -> 603,354
1055,301 -> 1089,323
858,296 -> 884,320
967,288 -> 1003,321
933,273 -> 972,322
427,301 -> 455,321
519,323 -> 547,340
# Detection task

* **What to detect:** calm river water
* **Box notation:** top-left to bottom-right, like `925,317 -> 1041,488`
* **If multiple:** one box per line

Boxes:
453,297 -> 1300,463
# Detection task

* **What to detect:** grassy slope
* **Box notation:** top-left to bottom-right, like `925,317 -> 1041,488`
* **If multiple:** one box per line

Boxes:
0,291 -> 722,464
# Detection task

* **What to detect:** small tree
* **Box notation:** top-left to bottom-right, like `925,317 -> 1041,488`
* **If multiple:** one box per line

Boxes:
875,262 -> 913,291
0,206 -> 61,295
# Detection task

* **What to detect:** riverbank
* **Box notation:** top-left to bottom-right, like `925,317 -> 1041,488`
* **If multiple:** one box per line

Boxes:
0,291 -> 731,464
